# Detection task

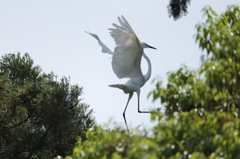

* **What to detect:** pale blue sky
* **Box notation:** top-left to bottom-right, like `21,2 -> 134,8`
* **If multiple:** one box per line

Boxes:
1,0 -> 239,129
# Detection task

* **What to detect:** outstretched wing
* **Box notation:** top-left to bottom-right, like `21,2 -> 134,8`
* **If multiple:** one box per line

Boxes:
109,16 -> 143,79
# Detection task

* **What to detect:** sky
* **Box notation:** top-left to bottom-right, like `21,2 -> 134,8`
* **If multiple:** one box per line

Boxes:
1,0 -> 239,129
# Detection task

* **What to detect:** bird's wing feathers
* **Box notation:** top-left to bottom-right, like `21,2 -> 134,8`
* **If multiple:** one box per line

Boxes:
85,31 -> 113,55
109,16 -> 143,79
112,46 -> 143,79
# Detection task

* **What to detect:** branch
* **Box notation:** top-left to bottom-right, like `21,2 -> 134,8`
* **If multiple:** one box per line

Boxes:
26,125 -> 53,159
9,111 -> 33,129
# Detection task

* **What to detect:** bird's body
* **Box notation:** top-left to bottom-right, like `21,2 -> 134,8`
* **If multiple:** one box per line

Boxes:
86,16 -> 156,132
110,76 -> 145,93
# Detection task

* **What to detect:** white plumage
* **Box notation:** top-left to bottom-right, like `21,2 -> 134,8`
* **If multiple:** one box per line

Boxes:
86,15 -> 156,132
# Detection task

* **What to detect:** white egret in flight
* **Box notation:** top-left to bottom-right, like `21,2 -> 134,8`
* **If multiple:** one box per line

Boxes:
86,15 -> 156,132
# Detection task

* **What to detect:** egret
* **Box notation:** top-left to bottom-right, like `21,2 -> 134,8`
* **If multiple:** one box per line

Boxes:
86,15 -> 156,132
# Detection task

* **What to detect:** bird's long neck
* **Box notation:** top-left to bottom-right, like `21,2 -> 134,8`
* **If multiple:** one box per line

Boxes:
143,53 -> 151,82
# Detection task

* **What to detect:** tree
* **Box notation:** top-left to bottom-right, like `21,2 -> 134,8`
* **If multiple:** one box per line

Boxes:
0,53 -> 96,158
66,5 -> 240,159
66,111 -> 240,159
149,5 -> 240,116
167,0 -> 191,20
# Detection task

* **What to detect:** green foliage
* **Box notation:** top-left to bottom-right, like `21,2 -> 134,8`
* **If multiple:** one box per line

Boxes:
68,127 -> 131,159
67,111 -> 240,159
0,53 -> 96,158
167,0 -> 191,20
149,5 -> 240,115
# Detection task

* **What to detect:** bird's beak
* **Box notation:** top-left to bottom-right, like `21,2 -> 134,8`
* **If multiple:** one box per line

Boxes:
147,44 -> 157,50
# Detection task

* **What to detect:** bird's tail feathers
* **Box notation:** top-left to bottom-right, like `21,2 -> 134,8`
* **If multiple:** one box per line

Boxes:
109,84 -> 131,94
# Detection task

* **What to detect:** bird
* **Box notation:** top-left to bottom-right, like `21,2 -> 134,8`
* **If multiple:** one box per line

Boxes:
86,15 -> 156,132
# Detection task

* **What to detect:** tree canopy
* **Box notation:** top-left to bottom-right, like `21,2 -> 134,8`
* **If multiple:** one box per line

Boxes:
67,111 -> 240,159
66,5 -> 240,159
0,53 -> 96,158
149,5 -> 240,115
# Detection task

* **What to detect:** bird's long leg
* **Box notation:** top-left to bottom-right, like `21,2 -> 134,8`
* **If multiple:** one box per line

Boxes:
137,89 -> 149,113
123,92 -> 133,133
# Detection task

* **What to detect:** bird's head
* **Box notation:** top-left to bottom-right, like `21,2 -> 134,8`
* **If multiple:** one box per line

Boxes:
142,42 -> 157,50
